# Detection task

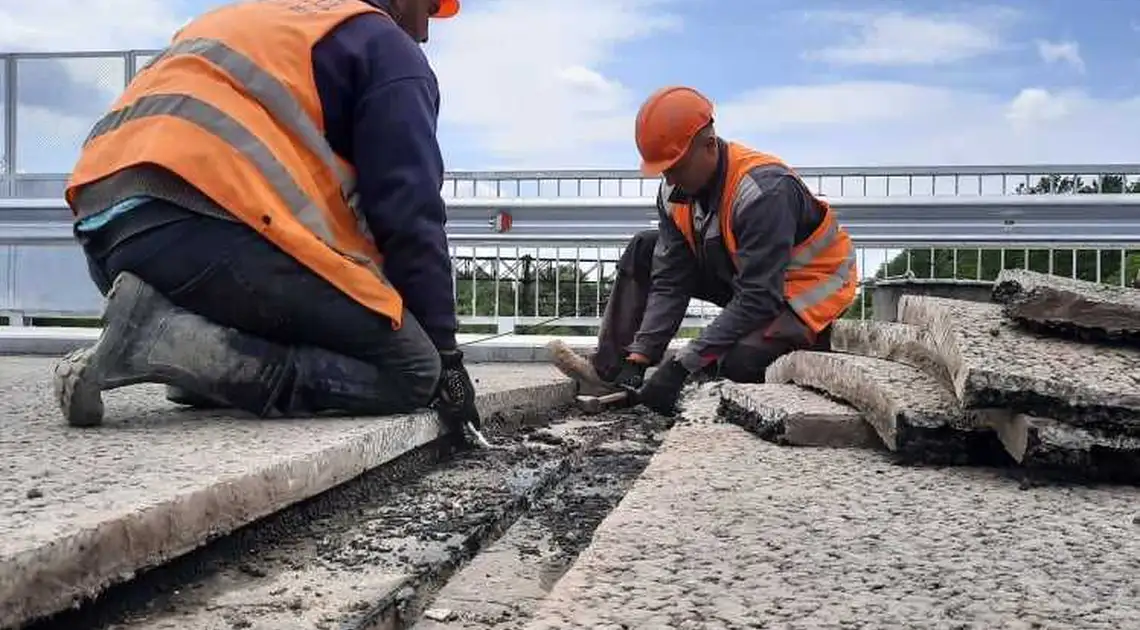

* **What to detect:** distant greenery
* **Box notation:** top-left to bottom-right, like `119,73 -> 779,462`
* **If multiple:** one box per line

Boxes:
850,175 -> 1140,319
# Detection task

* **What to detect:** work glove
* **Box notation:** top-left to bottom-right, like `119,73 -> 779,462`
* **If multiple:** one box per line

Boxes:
636,358 -> 691,416
612,354 -> 648,390
434,349 -> 481,432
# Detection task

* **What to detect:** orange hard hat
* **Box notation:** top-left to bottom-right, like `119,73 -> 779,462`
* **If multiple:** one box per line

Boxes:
433,0 -> 460,18
634,86 -> 714,177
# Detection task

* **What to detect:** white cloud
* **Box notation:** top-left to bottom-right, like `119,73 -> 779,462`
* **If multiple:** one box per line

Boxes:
2,0 -> 1136,179
0,0 -> 181,51
0,0 -> 186,172
715,82 -> 1140,166
425,0 -> 680,168
1035,39 -> 1085,73
802,9 -> 1016,66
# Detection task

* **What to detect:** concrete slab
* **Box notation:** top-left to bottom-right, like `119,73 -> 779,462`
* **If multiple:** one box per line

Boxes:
992,268 -> 1140,344
524,421 -> 1140,629
0,357 -> 573,630
982,410 -> 1140,483
897,295 -> 1140,433
0,328 -> 690,363
765,351 -> 1002,463
717,382 -> 877,448
829,319 -> 952,387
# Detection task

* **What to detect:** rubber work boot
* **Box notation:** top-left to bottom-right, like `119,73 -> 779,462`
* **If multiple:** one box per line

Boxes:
545,339 -> 617,396
165,385 -> 227,409
53,272 -> 293,427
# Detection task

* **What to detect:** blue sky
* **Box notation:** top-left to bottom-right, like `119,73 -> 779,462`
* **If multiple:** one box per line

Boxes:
2,0 -> 1139,173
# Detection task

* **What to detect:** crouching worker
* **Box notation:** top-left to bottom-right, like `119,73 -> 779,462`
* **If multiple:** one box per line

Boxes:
549,86 -> 858,415
55,0 -> 481,434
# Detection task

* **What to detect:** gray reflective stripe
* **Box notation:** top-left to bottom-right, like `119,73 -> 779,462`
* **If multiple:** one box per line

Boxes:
731,172 -> 764,212
128,36 -> 376,250
660,181 -> 677,219
727,169 -> 839,271
144,37 -> 356,202
788,247 -> 857,313
84,93 -> 391,287
788,218 -> 840,270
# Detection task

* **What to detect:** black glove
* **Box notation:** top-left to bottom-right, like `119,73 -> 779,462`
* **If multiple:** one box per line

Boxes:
637,358 -> 690,416
612,356 -> 648,390
434,349 -> 481,431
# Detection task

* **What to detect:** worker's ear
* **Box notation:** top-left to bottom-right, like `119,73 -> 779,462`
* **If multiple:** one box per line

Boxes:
701,129 -> 718,154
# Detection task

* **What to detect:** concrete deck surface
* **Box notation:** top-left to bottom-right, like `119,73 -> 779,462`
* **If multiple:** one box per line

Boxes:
0,357 -> 572,629
525,403 -> 1140,629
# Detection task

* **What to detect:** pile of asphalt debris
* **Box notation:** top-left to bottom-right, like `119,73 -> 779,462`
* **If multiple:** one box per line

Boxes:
718,268 -> 1140,485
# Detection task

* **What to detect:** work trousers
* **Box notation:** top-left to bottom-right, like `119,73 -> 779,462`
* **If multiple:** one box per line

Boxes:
81,202 -> 441,414
591,229 -> 832,384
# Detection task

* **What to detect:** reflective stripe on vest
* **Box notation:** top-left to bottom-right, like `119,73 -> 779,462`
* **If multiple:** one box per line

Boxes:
82,37 -> 384,278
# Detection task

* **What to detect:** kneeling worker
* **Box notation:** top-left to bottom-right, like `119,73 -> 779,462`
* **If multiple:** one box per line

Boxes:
56,0 -> 483,437
550,86 -> 858,414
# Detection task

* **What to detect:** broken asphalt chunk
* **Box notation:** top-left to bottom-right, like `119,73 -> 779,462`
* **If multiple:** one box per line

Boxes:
717,383 -> 876,448
897,295 -> 1140,435
829,319 -> 953,388
764,351 -> 1005,464
992,268 -> 1140,346
982,411 -> 1140,483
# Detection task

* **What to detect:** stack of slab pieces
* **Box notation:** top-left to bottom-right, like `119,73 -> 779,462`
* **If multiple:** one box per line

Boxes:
718,268 -> 1140,484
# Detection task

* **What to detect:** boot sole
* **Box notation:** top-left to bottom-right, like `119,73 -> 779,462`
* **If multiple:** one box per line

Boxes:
52,272 -> 154,427
53,347 -> 105,427
544,340 -> 616,396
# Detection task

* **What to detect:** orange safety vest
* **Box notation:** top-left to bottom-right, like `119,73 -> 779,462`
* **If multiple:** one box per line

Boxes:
65,0 -> 406,328
668,142 -> 858,333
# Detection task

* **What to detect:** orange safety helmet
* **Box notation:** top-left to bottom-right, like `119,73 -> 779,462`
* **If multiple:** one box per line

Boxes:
634,86 -> 714,177
433,0 -> 460,18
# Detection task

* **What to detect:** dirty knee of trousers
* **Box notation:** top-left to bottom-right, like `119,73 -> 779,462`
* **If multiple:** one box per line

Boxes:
286,346 -> 441,416
410,351 -> 443,409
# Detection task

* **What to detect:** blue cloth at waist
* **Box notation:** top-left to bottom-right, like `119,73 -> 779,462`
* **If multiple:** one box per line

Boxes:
75,196 -> 153,232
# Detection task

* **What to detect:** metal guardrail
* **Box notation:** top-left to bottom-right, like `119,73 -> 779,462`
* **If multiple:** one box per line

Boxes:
5,195 -> 1140,248
2,194 -> 1140,329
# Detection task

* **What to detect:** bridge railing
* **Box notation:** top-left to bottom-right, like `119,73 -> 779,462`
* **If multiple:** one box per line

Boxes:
2,50 -> 1140,331
3,194 -> 1140,330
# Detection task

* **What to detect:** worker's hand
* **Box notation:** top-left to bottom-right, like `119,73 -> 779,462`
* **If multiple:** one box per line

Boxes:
637,358 -> 690,416
612,354 -> 649,390
434,349 -> 481,431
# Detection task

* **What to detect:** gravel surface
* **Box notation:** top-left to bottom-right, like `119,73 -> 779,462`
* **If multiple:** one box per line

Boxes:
898,295 -> 1140,432
525,407 -> 1140,629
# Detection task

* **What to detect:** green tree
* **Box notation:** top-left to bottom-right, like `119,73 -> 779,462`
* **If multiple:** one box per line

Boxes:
864,174 -> 1140,318
454,254 -> 614,336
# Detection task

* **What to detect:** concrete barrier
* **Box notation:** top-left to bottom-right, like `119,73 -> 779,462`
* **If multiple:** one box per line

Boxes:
869,278 -> 994,322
